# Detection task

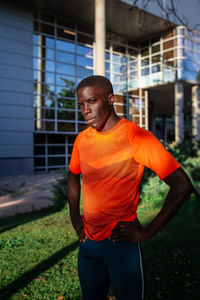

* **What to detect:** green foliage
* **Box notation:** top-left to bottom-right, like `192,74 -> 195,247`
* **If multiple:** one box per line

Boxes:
162,139 -> 200,165
140,139 -> 200,204
52,169 -> 68,211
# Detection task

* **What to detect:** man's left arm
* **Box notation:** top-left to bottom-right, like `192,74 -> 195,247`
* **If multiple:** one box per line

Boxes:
110,167 -> 194,242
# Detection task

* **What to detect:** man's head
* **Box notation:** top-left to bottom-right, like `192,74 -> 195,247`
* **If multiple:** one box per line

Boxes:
76,75 -> 113,97
76,76 -> 116,132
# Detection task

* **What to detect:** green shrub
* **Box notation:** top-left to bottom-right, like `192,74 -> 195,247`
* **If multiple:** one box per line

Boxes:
52,169 -> 68,210
140,139 -> 200,205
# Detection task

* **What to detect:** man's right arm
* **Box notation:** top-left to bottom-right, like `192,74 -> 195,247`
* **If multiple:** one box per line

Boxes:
67,170 -> 87,242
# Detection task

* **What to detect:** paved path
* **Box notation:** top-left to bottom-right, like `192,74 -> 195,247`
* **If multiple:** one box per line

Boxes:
0,172 -> 62,218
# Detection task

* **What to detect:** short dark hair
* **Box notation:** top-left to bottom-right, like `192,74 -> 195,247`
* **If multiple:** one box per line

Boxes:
76,75 -> 113,96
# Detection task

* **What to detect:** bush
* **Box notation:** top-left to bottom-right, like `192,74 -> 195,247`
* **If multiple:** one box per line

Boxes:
52,169 -> 68,210
140,139 -> 200,204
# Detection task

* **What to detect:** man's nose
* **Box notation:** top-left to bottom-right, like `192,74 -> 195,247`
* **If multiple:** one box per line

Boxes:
83,103 -> 91,115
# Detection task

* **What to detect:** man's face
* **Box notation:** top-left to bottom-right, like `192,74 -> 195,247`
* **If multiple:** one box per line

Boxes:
77,86 -> 114,131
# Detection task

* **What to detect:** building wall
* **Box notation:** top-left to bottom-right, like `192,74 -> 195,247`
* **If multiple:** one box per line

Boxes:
0,2 -> 34,176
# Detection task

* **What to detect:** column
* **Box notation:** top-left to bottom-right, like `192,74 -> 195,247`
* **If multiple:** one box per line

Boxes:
174,81 -> 184,144
95,0 -> 105,75
192,85 -> 200,141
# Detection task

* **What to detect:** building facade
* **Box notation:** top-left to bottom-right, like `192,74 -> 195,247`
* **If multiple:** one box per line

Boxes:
0,0 -> 200,175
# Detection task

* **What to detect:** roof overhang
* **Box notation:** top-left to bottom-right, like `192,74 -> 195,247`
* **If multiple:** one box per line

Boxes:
16,0 -> 176,43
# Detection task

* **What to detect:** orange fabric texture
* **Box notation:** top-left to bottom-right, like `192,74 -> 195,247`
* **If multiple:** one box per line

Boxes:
69,118 -> 181,241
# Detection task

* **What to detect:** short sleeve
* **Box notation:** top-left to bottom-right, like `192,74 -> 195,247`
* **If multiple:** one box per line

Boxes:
128,124 -> 181,180
68,135 -> 81,174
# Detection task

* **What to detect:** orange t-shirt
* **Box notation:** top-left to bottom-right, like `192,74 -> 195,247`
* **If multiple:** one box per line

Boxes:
69,118 -> 181,241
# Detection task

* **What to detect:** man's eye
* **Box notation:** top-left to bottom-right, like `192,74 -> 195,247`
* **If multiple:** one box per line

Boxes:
89,99 -> 96,104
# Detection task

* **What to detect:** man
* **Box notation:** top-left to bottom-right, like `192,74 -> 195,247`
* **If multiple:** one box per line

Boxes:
68,75 -> 193,300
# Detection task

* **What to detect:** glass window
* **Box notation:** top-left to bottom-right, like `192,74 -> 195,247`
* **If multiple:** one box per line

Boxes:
106,62 -> 110,71
141,48 -> 149,57
113,54 -> 121,63
48,156 -> 66,166
42,109 -> 55,119
34,146 -> 45,155
56,74 -> 75,86
56,39 -> 75,52
113,74 -> 121,82
128,48 -> 138,56
177,48 -> 185,57
56,51 -> 75,64
46,60 -> 55,72
35,83 -> 55,95
163,51 -> 174,61
58,122 -> 75,132
152,55 -> 160,63
46,48 -> 55,60
33,45 -> 38,57
76,66 -> 93,77
113,63 -> 121,73
45,72 -> 55,85
177,27 -> 185,36
105,52 -> 110,60
48,146 -> 65,155
141,68 -> 149,76
152,64 -> 161,73
33,34 -> 39,45
152,44 -> 160,53
57,98 -> 75,109
57,27 -> 75,41
34,21 -> 55,36
56,85 -> 75,98
46,37 -> 55,48
177,37 -> 185,47
113,44 -> 126,54
130,70 -> 137,79
77,45 -> 93,56
58,110 -> 75,120
56,63 -> 75,76
78,33 -> 93,44
77,55 -> 93,67
163,40 -> 173,50
106,72 -> 110,79
141,58 -> 149,66
113,84 -> 122,94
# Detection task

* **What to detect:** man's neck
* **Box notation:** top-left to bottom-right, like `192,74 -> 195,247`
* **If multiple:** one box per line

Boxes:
97,113 -> 121,132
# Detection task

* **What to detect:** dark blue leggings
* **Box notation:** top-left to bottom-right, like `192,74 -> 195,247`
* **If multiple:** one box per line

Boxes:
78,238 -> 145,300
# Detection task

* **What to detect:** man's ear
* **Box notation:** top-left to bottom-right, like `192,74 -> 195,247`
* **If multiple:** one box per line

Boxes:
108,94 -> 115,106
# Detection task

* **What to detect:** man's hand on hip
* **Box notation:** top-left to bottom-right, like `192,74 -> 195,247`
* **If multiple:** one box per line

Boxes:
109,218 -> 149,242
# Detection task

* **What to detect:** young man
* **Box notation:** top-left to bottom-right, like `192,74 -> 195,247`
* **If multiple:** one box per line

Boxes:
68,75 -> 193,300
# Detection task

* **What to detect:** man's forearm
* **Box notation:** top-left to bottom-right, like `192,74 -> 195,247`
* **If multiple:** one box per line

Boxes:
67,171 -> 81,219
145,168 -> 193,239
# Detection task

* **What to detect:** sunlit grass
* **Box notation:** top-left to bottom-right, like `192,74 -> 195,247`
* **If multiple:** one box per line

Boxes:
0,193 -> 199,299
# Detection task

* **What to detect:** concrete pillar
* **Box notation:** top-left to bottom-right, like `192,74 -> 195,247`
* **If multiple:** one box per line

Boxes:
36,34 -> 44,131
192,85 -> 200,141
95,0 -> 105,75
174,82 -> 184,144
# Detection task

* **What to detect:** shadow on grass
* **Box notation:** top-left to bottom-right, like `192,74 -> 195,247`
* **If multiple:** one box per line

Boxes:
0,207 -> 59,234
0,240 -> 79,299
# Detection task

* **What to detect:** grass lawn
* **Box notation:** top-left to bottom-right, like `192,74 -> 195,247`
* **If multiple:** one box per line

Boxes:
0,195 -> 199,300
